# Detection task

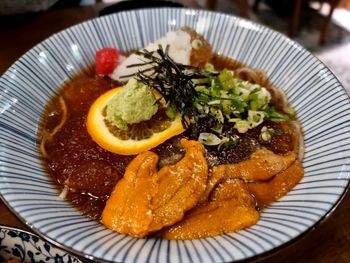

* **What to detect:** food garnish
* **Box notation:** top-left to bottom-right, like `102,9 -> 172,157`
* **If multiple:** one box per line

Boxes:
126,45 -> 218,129
95,47 -> 121,75
105,79 -> 159,131
86,84 -> 185,155
126,45 -> 293,150
110,28 -> 207,82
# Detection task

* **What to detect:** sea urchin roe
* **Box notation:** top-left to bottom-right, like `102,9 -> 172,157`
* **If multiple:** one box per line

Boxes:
163,179 -> 259,240
247,160 -> 304,208
101,139 -> 208,237
106,79 -> 158,130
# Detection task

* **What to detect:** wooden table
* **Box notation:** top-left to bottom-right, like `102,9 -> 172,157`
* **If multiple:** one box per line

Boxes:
1,3 -> 350,263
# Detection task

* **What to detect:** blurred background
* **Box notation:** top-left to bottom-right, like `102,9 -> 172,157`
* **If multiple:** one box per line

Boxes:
1,0 -> 349,90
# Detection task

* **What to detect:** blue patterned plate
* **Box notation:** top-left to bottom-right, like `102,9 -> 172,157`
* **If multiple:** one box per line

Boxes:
0,8 -> 350,263
0,226 -> 81,263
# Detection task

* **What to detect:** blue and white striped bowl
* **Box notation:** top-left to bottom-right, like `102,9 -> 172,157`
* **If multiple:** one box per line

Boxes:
1,8 -> 350,263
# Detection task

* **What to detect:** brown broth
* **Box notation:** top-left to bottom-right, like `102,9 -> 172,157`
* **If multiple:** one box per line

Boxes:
39,56 -> 296,220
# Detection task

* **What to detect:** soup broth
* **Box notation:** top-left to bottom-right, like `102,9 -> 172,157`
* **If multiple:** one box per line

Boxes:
40,56 -> 298,220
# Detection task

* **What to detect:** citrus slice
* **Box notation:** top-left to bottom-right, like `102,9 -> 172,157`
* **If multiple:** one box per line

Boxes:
87,87 -> 186,155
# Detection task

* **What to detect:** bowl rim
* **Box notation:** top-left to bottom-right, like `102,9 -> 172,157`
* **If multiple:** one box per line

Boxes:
0,7 -> 350,263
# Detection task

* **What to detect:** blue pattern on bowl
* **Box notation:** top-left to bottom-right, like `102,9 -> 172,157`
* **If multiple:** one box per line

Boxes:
0,226 -> 81,263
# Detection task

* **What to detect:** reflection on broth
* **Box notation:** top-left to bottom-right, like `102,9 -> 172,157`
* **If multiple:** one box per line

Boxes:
39,28 -> 304,240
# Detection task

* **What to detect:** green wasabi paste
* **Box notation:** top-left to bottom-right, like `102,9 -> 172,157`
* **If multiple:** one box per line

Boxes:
106,79 -> 158,130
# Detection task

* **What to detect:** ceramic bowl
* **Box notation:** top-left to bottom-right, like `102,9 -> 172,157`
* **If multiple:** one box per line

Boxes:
0,225 -> 81,263
0,8 -> 350,263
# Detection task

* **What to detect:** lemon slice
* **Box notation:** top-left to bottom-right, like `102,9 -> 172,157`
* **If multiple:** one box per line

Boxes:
87,87 -> 186,155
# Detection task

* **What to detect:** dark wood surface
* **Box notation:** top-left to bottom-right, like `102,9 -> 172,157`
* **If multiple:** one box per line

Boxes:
1,3 -> 350,263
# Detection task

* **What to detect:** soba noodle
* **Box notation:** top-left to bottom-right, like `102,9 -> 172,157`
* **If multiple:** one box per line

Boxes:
40,96 -> 67,158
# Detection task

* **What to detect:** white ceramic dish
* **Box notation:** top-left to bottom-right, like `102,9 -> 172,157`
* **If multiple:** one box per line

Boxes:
0,8 -> 350,263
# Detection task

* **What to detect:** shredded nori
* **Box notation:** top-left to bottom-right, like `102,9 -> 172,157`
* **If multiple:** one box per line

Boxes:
121,45 -> 218,129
